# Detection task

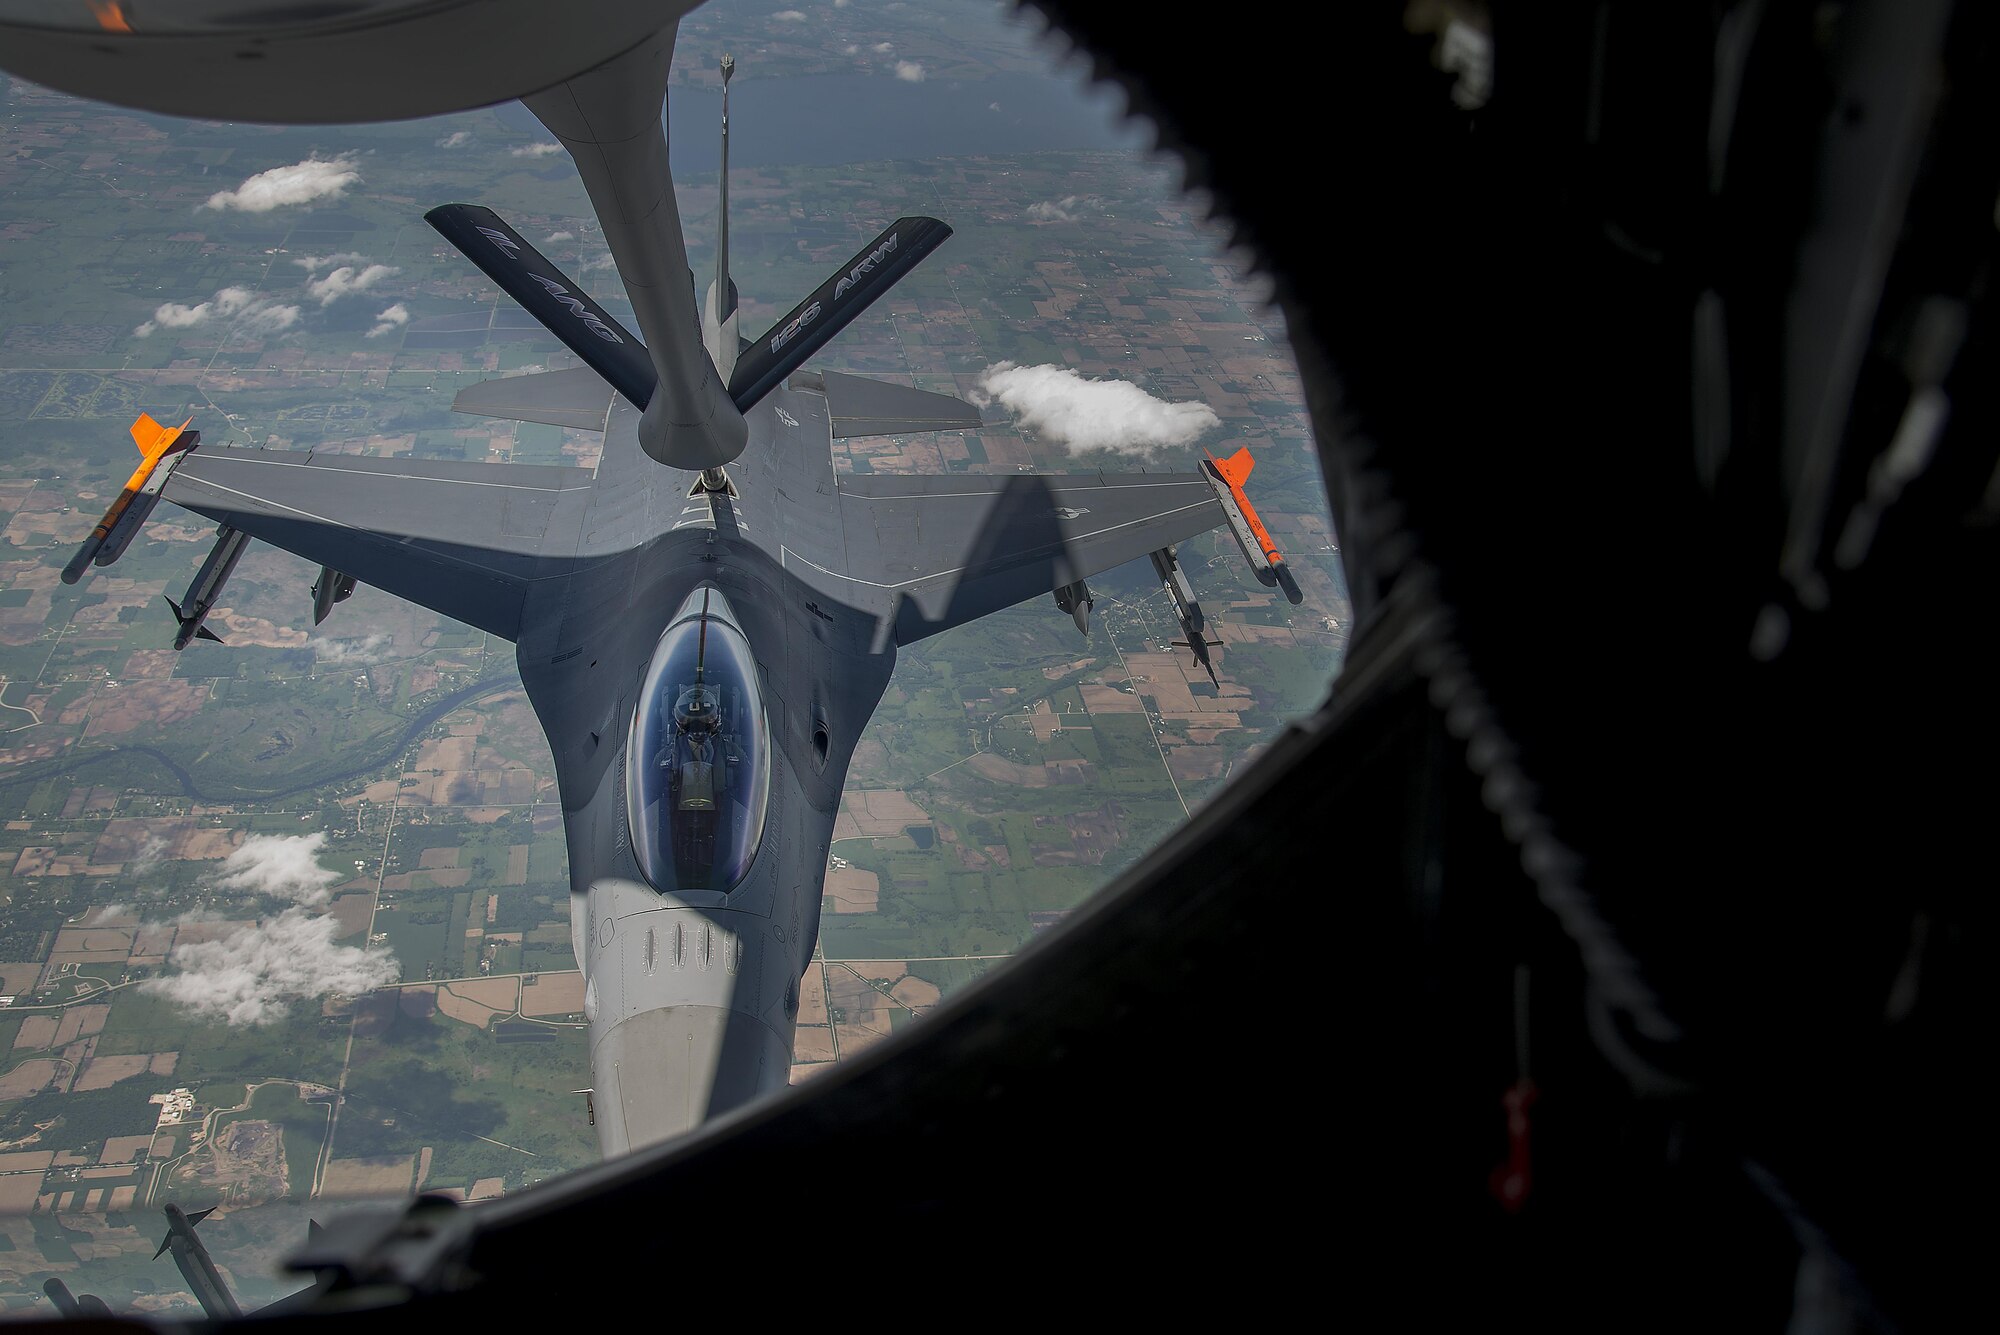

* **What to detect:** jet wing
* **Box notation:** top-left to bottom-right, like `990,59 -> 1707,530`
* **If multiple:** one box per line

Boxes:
451,366 -> 617,432
818,371 -> 982,439
830,472 -> 1223,644
161,448 -> 592,640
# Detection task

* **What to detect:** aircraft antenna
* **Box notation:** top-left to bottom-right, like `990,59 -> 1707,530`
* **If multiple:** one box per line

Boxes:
716,54 -> 735,328
696,586 -> 710,685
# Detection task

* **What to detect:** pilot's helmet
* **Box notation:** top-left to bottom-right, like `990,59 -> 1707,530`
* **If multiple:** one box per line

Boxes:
674,684 -> 720,734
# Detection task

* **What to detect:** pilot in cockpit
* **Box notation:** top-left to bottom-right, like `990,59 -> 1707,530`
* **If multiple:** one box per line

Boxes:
667,683 -> 721,812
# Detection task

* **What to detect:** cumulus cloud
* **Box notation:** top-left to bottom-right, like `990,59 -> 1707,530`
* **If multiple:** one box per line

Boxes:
137,304 -> 207,338
204,155 -> 360,213
974,362 -> 1221,457
835,0 -> 850,7
873,42 -> 894,53
312,632 -> 394,663
292,251 -> 367,272
304,262 -> 398,307
435,130 -> 472,149
511,141 -> 563,158
577,252 -> 618,273
990,101 -> 1002,112
894,61 -> 927,82
544,230 -> 575,244
240,303 -> 302,335
134,285 -> 294,338
774,8 -> 807,19
212,831 -> 344,906
843,43 -> 859,54
364,304 -> 410,339
139,907 -> 396,1027
129,835 -> 168,877
1027,195 -> 1086,222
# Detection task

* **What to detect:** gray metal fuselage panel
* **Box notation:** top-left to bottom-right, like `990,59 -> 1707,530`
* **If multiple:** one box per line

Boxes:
515,385 -> 895,1155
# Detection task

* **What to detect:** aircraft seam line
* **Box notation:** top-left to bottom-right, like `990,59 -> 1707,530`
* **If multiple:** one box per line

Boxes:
188,455 -> 591,494
784,498 -> 1216,590
837,478 -> 1207,501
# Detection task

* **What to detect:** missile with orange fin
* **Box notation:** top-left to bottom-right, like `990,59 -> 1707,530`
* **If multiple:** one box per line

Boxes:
62,414 -> 200,584
1201,445 -> 1303,605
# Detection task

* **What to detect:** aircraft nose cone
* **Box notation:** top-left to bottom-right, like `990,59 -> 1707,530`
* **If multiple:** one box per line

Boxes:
592,1004 -> 791,1156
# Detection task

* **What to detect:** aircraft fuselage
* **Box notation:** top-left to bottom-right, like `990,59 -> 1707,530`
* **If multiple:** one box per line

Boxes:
514,381 -> 892,1156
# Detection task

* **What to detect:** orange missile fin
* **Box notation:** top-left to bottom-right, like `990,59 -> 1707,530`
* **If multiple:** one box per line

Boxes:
128,414 -> 191,459
1206,445 -> 1286,568
86,1 -> 134,34
1210,445 -> 1256,490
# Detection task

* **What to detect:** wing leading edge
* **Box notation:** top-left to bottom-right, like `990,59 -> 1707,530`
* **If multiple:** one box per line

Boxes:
161,448 -> 591,640
824,472 -> 1223,645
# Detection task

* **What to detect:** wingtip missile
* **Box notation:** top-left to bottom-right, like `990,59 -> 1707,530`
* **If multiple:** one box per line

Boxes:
1201,445 -> 1302,604
64,414 -> 199,585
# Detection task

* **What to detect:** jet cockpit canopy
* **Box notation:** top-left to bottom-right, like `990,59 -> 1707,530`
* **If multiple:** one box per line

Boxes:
626,588 -> 771,894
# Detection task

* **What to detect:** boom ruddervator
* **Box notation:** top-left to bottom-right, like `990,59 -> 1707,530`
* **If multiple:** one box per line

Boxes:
626,588 -> 772,895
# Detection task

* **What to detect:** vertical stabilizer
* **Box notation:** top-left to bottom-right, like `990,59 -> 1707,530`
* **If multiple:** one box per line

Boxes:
703,53 -> 740,383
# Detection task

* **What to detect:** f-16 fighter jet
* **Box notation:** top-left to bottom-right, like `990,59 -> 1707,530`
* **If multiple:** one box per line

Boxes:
55,27 -> 1281,1156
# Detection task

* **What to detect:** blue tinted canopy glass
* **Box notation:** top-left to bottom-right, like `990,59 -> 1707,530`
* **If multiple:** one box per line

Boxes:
626,589 -> 771,895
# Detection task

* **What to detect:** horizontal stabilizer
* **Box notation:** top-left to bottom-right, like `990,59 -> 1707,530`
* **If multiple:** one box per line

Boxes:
818,370 -> 982,438
729,215 -> 953,412
426,203 -> 657,411
452,366 -> 616,431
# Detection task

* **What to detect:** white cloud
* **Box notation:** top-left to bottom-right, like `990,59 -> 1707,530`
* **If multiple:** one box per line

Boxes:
894,60 -> 926,82
304,262 -> 398,307
774,8 -> 807,19
577,252 -> 618,273
873,42 -> 894,53
240,303 -> 302,335
989,101 -> 1002,112
212,831 -> 344,906
834,0 -> 850,7
511,141 -> 563,158
129,835 -> 168,877
364,304 -> 410,339
974,362 -> 1221,457
138,302 -> 211,336
1027,195 -> 1084,222
435,130 -> 472,149
292,251 -> 367,272
843,43 -> 859,54
134,285 -> 293,338
544,230 -> 575,244
203,154 -> 360,213
139,906 -> 396,1027
312,632 -> 394,663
